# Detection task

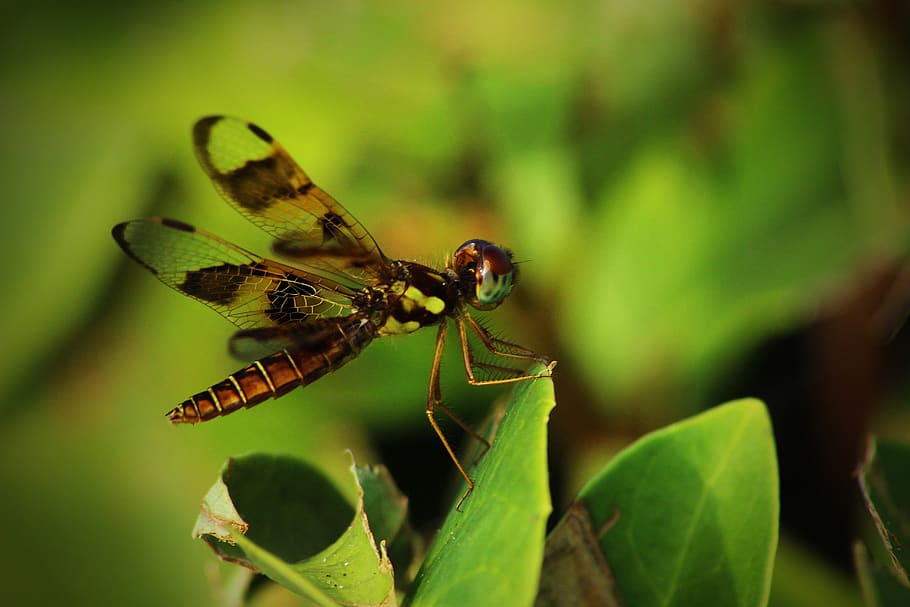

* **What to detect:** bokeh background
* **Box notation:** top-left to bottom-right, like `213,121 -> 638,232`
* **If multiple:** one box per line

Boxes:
1,1 -> 908,605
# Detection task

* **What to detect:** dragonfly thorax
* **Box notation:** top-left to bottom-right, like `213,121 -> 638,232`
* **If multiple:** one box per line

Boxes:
376,264 -> 451,336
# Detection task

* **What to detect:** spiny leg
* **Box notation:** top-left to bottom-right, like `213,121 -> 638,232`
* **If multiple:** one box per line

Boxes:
457,313 -> 556,386
464,312 -> 554,364
425,321 -> 490,511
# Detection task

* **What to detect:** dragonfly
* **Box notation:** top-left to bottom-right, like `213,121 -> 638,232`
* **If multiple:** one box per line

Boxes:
113,116 -> 555,508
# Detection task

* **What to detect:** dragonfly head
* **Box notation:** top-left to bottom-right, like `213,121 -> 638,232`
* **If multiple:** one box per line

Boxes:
450,239 -> 517,310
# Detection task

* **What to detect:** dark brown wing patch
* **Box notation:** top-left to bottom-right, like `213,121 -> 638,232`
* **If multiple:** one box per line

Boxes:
264,274 -> 319,324
192,116 -> 388,275
179,261 -> 270,305
113,218 -> 357,330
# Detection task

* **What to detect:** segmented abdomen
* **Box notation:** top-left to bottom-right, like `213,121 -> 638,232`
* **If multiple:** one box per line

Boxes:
166,320 -> 375,423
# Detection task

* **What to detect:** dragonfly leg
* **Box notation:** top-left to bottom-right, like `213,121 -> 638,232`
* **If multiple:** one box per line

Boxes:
457,313 -> 556,386
426,321 -> 490,511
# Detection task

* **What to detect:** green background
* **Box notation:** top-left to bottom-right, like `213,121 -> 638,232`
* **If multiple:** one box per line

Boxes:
1,1 -> 907,605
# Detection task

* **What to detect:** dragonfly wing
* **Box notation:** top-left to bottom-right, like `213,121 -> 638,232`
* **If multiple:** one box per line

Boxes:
112,218 -> 358,330
228,316 -> 375,361
193,116 -> 389,279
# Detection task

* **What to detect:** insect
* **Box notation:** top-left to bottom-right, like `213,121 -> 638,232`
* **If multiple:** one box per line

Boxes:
113,116 -> 555,508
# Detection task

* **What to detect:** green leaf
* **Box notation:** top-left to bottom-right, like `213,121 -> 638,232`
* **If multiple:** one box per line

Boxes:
193,453 -> 405,606
230,533 -> 337,605
194,454 -> 355,567
404,365 -> 556,606
855,437 -> 910,603
357,464 -> 421,591
855,541 -> 910,607
573,399 -> 778,607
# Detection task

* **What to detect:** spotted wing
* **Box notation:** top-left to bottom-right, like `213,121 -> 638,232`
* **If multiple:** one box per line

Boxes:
193,115 -> 388,279
112,218 -> 358,330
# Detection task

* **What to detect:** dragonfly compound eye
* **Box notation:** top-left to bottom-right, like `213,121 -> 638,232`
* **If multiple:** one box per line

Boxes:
451,240 -> 515,309
475,243 -> 515,306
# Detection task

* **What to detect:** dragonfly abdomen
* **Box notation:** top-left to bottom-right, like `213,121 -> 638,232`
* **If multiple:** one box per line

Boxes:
167,319 -> 375,423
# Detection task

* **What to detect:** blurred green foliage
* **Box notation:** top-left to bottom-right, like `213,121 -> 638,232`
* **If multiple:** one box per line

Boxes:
1,1 -> 907,605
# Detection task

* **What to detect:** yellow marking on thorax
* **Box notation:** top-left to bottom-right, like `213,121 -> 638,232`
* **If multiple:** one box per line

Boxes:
378,279 -> 446,336
403,286 -> 446,315
399,298 -> 415,313
379,316 -> 421,336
